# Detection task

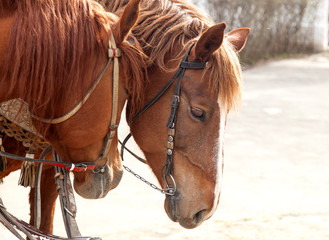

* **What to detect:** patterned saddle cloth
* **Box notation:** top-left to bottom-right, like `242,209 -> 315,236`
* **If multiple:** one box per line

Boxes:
0,99 -> 48,150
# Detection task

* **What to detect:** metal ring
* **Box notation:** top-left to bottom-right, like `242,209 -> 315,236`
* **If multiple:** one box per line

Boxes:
79,164 -> 88,171
163,173 -> 176,195
69,164 -> 75,172
92,157 -> 109,173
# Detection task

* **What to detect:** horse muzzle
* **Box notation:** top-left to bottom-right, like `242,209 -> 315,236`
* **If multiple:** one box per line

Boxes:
164,192 -> 209,229
73,164 -> 123,199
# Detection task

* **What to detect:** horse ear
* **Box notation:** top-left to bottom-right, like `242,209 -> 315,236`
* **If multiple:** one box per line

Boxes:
193,23 -> 226,62
226,28 -> 250,52
116,0 -> 141,43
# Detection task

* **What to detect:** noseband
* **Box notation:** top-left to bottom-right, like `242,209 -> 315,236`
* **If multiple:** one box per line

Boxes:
121,44 -> 206,195
0,32 -> 121,173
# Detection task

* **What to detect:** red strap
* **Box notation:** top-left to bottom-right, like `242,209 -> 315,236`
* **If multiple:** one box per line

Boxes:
39,161 -> 95,172
0,149 -> 96,172
112,48 -> 116,58
65,165 -> 95,172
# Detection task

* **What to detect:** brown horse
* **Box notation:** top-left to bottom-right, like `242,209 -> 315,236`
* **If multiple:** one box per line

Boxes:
2,0 -> 250,235
0,0 -> 147,232
104,0 -> 250,229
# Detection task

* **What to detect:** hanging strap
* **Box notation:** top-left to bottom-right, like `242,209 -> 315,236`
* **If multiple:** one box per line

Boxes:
98,33 -> 121,159
53,150 -> 81,238
33,145 -> 52,229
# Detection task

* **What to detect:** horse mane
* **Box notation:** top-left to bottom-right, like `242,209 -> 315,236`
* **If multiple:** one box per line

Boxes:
0,0 -> 17,10
0,0 -> 147,127
103,0 -> 243,111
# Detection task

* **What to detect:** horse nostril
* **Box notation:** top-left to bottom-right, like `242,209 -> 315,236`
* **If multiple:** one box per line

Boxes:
194,209 -> 207,224
169,195 -> 178,221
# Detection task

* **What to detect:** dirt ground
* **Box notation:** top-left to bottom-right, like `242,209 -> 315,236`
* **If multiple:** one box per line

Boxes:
1,52 -> 329,239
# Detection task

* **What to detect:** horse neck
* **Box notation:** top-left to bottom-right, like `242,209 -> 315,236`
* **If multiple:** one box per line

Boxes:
0,1 -> 113,122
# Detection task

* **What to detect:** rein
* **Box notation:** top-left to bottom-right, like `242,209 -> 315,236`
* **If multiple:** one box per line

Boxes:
0,150 -> 94,172
121,45 -> 206,196
0,33 -> 121,173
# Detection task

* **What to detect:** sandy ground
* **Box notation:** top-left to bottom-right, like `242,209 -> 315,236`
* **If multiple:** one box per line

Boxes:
1,52 -> 329,239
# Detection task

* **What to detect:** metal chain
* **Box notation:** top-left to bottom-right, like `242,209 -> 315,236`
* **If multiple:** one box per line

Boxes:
122,164 -> 174,195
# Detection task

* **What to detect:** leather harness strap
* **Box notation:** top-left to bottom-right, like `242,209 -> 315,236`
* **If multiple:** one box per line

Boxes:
98,33 -> 121,160
163,50 -> 207,194
0,199 -> 100,240
0,150 -> 95,172
53,150 -> 81,238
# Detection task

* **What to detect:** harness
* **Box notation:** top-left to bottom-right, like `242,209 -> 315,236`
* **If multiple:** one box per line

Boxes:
121,45 -> 207,196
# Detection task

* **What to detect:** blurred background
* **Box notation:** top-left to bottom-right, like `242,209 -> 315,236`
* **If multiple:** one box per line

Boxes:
193,0 -> 328,65
1,0 -> 329,239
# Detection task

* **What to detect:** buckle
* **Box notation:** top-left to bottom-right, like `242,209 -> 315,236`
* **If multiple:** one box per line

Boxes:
108,48 -> 122,58
109,124 -> 119,131
171,95 -> 180,107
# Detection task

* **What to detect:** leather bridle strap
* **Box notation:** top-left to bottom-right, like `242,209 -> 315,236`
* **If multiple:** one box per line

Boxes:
163,52 -> 207,193
179,60 -> 207,69
98,33 -> 121,160
120,44 -> 207,195
167,56 -> 207,128
119,67 -> 182,163
0,150 -> 95,172
120,56 -> 184,164
129,47 -> 206,126
129,68 -> 182,124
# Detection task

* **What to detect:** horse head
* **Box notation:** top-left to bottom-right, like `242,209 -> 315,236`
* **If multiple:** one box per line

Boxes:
0,0 -> 144,199
48,0 -> 144,200
127,18 -> 249,228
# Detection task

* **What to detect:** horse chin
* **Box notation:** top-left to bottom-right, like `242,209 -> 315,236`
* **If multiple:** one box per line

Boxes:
73,164 -> 123,199
164,192 -> 209,229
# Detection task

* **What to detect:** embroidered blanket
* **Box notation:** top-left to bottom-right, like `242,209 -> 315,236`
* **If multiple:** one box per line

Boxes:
0,99 -> 48,149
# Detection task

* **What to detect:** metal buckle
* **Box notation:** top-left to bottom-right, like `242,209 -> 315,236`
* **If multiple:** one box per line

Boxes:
109,124 -> 119,131
92,157 -> 108,174
171,95 -> 180,106
68,164 -> 76,172
80,164 -> 88,171
108,47 -> 122,58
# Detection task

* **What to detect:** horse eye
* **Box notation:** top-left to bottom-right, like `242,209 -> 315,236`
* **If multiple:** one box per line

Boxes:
190,107 -> 205,121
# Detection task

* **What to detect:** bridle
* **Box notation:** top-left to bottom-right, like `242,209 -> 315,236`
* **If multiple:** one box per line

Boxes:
0,32 -> 121,173
121,44 -> 207,196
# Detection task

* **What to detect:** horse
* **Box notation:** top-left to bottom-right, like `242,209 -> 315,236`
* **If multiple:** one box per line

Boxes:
0,0 -> 147,234
104,0 -> 250,229
3,0 -> 250,234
